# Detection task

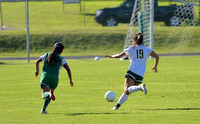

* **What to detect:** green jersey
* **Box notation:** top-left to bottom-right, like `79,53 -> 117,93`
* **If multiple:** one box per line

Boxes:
40,52 -> 67,89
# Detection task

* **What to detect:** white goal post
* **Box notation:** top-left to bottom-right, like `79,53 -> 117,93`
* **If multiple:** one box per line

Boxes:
25,0 -> 30,63
150,0 -> 154,56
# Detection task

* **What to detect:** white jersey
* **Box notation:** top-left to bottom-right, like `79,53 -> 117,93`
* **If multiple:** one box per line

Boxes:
124,45 -> 153,77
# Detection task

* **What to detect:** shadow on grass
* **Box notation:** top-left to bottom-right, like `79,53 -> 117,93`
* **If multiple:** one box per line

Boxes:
51,112 -> 130,116
138,108 -> 200,111
85,13 -> 95,16
0,63 -> 28,65
0,62 -> 6,65
76,13 -> 95,16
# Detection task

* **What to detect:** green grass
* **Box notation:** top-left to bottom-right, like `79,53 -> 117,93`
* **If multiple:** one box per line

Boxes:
0,1 -> 125,33
0,56 -> 200,123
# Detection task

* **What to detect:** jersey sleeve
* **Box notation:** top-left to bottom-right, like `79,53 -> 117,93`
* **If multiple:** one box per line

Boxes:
39,53 -> 48,61
146,47 -> 153,55
123,46 -> 132,56
61,58 -> 68,66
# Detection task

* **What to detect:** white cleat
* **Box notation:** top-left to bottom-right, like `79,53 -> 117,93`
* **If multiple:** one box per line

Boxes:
41,109 -> 47,114
112,106 -> 119,110
140,83 -> 147,95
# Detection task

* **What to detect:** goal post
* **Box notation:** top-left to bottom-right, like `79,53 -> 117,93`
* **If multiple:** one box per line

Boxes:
25,0 -> 30,63
0,0 -> 4,30
150,0 -> 154,59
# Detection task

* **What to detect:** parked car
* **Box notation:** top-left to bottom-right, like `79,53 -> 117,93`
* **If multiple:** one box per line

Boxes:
95,0 -> 194,26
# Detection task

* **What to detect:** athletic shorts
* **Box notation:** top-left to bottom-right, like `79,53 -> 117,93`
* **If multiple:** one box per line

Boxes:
125,70 -> 143,83
40,72 -> 58,90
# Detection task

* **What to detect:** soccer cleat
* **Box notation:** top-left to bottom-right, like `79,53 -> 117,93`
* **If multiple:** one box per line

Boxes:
112,106 -> 119,110
41,109 -> 47,114
140,83 -> 147,95
50,90 -> 55,101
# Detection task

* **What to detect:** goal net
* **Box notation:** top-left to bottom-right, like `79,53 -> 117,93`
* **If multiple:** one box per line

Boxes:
124,0 -> 200,53
124,0 -> 151,49
167,0 -> 200,51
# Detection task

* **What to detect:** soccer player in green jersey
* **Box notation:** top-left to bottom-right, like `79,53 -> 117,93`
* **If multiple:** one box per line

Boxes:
35,42 -> 74,114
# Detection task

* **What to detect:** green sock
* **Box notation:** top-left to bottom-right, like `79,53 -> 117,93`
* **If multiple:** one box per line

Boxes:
42,97 -> 51,111
42,92 -> 50,100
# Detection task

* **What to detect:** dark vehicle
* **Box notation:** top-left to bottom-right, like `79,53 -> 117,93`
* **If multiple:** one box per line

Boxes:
95,0 -> 194,26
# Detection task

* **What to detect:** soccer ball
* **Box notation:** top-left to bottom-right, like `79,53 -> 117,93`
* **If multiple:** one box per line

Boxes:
105,91 -> 116,102
94,56 -> 100,61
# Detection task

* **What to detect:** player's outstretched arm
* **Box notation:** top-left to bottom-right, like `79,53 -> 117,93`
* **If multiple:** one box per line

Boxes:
150,51 -> 159,72
63,64 -> 74,87
105,52 -> 126,58
35,58 -> 43,77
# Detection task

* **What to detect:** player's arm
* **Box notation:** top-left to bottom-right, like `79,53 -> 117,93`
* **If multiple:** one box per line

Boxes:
105,51 -> 126,58
150,51 -> 159,72
63,63 -> 74,87
35,58 -> 43,77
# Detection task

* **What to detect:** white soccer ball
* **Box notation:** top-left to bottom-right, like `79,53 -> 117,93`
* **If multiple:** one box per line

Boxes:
105,91 -> 116,102
94,56 -> 100,61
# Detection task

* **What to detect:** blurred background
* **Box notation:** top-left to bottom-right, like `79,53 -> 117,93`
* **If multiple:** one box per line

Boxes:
0,0 -> 200,58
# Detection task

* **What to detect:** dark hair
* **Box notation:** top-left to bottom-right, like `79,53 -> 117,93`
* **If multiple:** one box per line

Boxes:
46,42 -> 64,65
133,32 -> 143,45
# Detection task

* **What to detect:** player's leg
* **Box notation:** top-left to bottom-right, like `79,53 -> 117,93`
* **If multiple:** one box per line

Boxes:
40,84 -> 51,114
41,84 -> 50,99
41,84 -> 55,100
41,84 -> 57,114
113,77 -> 137,110
125,76 -> 141,94
49,77 -> 59,101
126,81 -> 147,94
125,71 -> 147,95
113,76 -> 147,110
40,75 -> 57,114
40,76 -> 56,101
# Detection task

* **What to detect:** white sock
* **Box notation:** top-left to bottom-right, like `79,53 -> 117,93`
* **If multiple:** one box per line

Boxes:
117,93 -> 129,105
128,86 -> 141,93
42,92 -> 50,100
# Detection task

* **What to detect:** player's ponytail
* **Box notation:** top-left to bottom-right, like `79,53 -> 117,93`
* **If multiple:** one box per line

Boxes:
46,43 -> 64,65
134,32 -> 143,45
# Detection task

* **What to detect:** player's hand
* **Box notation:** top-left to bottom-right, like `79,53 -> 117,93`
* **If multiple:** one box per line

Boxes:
105,55 -> 112,58
152,66 -> 158,72
69,81 -> 74,87
35,71 -> 39,77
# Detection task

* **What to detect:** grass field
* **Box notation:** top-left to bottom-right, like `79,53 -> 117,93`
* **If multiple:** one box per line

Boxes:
0,56 -> 200,124
1,1 -> 200,123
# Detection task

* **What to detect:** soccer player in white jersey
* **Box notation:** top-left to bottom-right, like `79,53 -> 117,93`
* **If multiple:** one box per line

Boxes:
35,42 -> 74,114
105,32 -> 159,110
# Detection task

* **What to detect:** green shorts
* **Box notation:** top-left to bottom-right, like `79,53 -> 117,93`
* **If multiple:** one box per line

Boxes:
125,70 -> 143,83
40,72 -> 58,90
